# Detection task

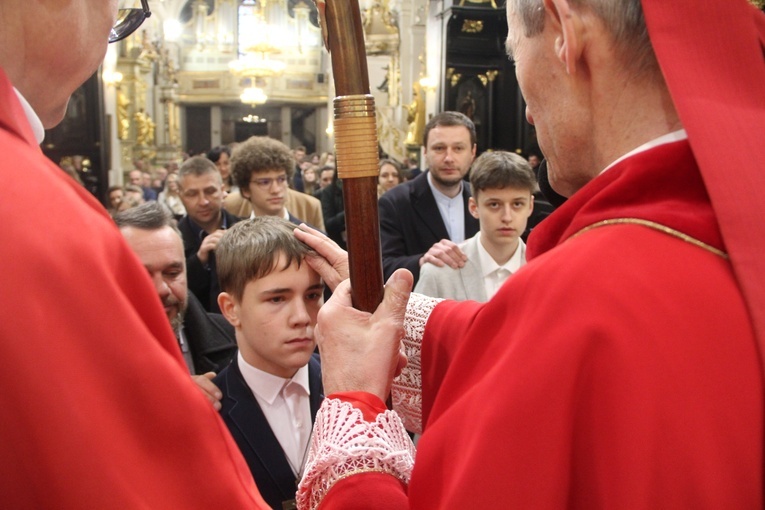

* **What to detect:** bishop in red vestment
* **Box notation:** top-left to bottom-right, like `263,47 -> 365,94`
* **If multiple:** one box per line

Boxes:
295,0 -> 765,508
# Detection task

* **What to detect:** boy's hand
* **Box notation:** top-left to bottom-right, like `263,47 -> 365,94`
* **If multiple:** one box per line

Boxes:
294,224 -> 349,292
192,372 -> 223,411
315,269 -> 412,401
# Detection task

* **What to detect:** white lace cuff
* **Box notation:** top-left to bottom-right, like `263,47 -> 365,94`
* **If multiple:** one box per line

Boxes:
296,398 -> 416,510
391,293 -> 442,434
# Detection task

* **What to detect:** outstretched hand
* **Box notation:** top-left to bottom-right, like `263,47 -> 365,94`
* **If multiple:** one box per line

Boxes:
294,223 -> 349,292
315,269 -> 413,401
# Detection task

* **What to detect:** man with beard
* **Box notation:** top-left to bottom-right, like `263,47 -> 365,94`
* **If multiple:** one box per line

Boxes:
295,0 -> 765,508
116,202 -> 237,408
378,111 -> 479,284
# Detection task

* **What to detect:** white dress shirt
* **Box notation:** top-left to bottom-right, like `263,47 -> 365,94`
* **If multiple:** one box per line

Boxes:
237,352 -> 312,476
475,232 -> 527,299
428,173 -> 467,244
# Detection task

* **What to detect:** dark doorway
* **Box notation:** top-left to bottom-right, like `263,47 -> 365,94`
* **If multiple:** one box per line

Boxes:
235,120 -> 269,142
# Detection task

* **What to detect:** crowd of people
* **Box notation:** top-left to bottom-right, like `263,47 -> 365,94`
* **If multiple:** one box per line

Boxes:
3,0 -> 764,508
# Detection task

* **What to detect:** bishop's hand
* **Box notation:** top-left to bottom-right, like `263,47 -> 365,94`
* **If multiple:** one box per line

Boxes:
315,269 -> 412,401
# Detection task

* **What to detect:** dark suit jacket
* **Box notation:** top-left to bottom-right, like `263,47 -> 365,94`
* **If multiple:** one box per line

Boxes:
182,291 -> 237,374
214,355 -> 323,510
178,210 -> 241,314
378,171 -> 479,283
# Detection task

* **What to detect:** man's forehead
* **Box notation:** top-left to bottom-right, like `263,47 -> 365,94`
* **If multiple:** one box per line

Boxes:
122,226 -> 185,258
428,125 -> 471,144
179,172 -> 221,188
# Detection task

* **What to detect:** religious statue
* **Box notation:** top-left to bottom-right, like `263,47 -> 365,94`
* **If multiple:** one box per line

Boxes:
459,90 -> 476,120
117,89 -> 131,140
134,109 -> 155,146
405,82 -> 425,146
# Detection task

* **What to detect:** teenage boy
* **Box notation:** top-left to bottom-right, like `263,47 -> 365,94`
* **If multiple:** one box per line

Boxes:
414,151 -> 535,301
213,216 -> 324,510
231,136 -> 318,228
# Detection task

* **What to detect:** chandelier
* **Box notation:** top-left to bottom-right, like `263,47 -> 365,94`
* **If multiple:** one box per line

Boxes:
230,0 -> 287,105
240,83 -> 268,106
229,51 -> 286,79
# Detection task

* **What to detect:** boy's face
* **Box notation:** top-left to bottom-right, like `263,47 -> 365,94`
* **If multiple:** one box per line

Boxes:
469,186 -> 534,249
242,169 -> 288,217
219,254 -> 324,378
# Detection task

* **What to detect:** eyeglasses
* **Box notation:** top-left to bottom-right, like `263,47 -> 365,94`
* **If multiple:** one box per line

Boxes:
250,175 -> 289,189
109,0 -> 152,44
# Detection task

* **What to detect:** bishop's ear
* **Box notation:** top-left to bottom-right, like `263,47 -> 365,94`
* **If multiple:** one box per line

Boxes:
544,0 -> 583,75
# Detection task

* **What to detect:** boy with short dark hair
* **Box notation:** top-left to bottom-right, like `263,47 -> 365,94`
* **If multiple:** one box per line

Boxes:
214,216 -> 324,510
414,150 -> 536,301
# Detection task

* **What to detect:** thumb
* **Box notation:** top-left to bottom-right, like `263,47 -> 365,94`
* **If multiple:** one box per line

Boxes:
377,268 -> 413,323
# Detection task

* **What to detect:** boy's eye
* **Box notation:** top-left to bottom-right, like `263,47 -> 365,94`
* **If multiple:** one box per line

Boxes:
268,296 -> 285,304
306,292 -> 322,301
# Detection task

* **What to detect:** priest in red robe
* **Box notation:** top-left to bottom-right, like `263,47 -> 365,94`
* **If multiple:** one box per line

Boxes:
295,0 -> 765,508
0,1 -> 267,507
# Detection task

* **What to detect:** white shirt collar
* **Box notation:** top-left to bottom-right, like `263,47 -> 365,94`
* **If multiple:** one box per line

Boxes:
600,129 -> 688,176
427,171 -> 463,202
249,208 -> 290,221
237,351 -> 310,405
13,87 -> 45,144
475,232 -> 526,278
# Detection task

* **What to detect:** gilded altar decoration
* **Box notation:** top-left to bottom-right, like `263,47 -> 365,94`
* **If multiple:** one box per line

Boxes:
461,20 -> 484,33
117,89 -> 131,140
405,82 -> 425,146
134,109 -> 155,146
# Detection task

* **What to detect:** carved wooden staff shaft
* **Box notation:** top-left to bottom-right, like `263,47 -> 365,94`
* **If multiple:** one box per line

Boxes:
319,0 -> 384,312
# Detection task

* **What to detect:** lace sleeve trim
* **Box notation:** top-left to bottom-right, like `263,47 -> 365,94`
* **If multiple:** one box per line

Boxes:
391,293 -> 442,434
296,398 -> 416,510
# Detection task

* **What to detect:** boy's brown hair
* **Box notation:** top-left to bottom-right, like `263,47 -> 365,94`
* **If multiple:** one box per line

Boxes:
216,216 -> 316,301
231,136 -> 296,191
469,151 -> 538,196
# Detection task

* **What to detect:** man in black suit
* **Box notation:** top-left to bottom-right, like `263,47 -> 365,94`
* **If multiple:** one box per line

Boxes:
116,202 -> 237,408
379,111 -> 480,284
177,156 -> 241,314
215,354 -> 323,509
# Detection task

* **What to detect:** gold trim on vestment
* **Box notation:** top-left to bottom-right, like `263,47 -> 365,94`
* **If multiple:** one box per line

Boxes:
570,218 -> 728,259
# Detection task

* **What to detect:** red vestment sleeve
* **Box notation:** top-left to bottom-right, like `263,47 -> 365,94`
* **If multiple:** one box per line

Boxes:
319,473 -> 409,510
330,391 -> 388,421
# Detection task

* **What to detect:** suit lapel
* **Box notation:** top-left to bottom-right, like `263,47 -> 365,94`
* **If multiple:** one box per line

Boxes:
224,362 -> 298,500
410,173 -> 450,241
307,355 -> 324,421
459,236 -> 488,302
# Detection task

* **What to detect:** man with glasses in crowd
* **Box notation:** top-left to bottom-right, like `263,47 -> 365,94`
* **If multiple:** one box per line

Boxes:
0,1 -> 267,506
177,156 -> 242,314
231,136 -> 317,227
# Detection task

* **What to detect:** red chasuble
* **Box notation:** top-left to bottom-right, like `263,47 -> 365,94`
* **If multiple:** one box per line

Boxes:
0,68 -> 268,508
322,140 -> 763,509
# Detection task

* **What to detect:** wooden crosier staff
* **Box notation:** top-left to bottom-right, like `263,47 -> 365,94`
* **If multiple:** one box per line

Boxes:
315,0 -> 384,313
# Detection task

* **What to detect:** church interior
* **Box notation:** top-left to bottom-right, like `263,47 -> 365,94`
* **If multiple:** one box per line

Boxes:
42,0 -> 547,205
